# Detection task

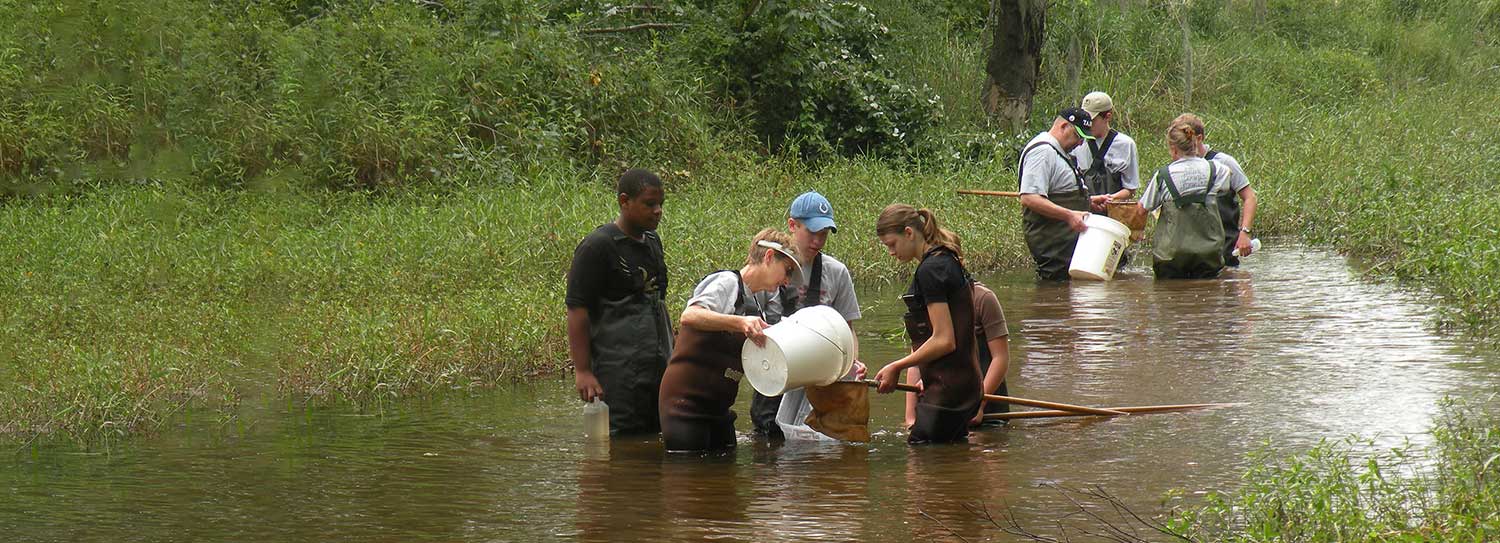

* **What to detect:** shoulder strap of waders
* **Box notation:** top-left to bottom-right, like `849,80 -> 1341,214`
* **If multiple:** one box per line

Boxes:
1086,129 -> 1118,171
643,230 -> 666,300
1018,141 -> 1087,194
776,253 -> 826,316
1163,161 -> 1218,206
803,253 -> 823,311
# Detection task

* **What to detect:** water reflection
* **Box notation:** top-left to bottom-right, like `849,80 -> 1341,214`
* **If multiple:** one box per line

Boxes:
2,245 -> 1498,542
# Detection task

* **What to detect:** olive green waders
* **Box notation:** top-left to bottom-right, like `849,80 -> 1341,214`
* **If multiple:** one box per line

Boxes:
1151,162 -> 1226,279
1023,190 -> 1091,281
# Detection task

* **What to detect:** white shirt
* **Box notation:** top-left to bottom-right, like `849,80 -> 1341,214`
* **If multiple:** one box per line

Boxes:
765,253 -> 861,322
1205,145 -> 1251,193
1018,132 -> 1083,196
1139,157 -> 1236,211
1071,130 -> 1141,190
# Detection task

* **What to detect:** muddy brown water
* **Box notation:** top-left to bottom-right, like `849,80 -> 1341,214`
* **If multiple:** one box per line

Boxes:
4,245 -> 1498,541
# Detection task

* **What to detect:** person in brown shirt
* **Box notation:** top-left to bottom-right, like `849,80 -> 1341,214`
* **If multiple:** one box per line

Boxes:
903,281 -> 1012,428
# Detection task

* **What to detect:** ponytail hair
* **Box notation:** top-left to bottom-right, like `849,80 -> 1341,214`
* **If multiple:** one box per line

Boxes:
875,204 -> 963,263
1166,113 -> 1205,157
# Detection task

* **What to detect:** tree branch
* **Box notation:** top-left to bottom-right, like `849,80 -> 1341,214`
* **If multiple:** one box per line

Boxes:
578,22 -> 685,35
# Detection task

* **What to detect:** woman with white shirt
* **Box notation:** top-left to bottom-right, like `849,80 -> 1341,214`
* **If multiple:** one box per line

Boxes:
658,228 -> 801,452
1137,114 -> 1246,279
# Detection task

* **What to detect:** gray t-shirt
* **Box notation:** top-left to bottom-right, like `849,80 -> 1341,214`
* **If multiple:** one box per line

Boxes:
1070,130 -> 1141,190
1206,146 -> 1250,194
1018,132 -> 1083,197
765,253 -> 861,323
1139,157 -> 1236,211
686,271 -> 762,317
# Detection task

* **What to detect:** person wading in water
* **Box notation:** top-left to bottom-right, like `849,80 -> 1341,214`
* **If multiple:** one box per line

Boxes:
658,229 -> 800,452
903,280 -> 1012,429
565,168 -> 672,437
873,205 -> 982,444
1072,91 -> 1142,267
749,191 -> 865,440
1138,114 -> 1254,279
1181,115 -> 1260,266
1018,108 -> 1097,280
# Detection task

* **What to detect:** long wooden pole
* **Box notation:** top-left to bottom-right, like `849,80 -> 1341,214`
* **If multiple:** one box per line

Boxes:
982,403 -> 1240,421
862,380 -> 1128,417
956,189 -> 1022,198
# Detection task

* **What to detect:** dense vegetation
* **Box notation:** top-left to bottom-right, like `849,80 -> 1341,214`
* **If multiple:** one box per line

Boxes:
1172,398 -> 1500,541
1,0 -> 1497,443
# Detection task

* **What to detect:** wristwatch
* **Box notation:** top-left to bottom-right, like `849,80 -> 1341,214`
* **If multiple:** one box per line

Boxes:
1238,226 -> 1252,233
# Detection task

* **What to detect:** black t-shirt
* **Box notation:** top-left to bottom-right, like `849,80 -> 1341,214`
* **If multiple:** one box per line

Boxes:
565,223 -> 668,316
905,249 -> 965,308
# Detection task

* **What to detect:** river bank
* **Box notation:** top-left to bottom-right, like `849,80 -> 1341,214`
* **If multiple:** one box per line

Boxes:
3,247 -> 1496,540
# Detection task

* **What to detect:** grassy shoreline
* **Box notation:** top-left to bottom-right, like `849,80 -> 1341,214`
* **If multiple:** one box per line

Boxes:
0,0 -> 1496,446
0,157 -> 1041,439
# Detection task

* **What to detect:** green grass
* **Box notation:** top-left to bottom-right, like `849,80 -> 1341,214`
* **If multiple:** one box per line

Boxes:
1170,398 -> 1500,541
0,157 -> 1032,440
1,0 -> 1499,444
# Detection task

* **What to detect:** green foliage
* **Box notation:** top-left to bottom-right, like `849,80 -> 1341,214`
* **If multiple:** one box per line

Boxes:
1175,398 -> 1500,540
3,0 -> 1500,445
688,0 -> 940,158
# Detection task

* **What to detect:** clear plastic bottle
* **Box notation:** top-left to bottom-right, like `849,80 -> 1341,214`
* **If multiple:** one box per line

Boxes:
1231,238 -> 1262,257
582,399 -> 610,442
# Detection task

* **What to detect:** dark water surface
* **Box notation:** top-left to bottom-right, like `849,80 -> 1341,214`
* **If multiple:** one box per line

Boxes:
4,245 -> 1498,541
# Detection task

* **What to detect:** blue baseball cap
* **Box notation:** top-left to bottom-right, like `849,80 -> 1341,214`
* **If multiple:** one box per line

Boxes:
789,191 -> 837,233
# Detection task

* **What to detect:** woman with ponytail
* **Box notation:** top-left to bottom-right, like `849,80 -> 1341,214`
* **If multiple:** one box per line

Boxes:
872,204 -> 982,444
1137,114 -> 1237,279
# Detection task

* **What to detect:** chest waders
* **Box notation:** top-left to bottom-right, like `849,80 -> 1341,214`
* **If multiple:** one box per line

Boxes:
901,248 -> 982,444
659,271 -> 752,451
589,232 -> 674,435
751,255 -> 827,437
1151,162 -> 1227,279
1020,140 -> 1091,281
1206,150 -> 1245,267
974,327 -> 1010,422
1082,130 -> 1123,205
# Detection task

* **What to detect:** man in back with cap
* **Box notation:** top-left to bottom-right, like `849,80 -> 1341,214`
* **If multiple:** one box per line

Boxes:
1071,91 -> 1140,211
1018,108 -> 1096,281
1071,91 -> 1141,266
749,191 -> 864,438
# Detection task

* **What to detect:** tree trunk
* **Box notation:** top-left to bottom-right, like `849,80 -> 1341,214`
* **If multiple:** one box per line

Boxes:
1179,9 -> 1192,107
982,0 -> 1046,134
1064,33 -> 1081,102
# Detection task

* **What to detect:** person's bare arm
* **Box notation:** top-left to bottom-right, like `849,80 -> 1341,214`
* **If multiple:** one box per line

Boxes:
567,307 -> 603,402
1021,194 -> 1089,232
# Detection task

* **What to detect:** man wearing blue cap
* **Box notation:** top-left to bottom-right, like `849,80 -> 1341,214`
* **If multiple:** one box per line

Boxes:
749,191 -> 864,439
1018,107 -> 1096,280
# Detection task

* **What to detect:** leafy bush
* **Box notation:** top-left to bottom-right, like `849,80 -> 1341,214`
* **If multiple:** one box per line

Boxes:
689,0 -> 940,158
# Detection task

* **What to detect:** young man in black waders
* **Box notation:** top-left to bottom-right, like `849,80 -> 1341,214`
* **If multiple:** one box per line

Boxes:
566,169 -> 674,436
1187,117 -> 1260,266
1018,108 -> 1096,281
1071,92 -> 1141,266
1138,115 -> 1250,278
748,191 -> 864,440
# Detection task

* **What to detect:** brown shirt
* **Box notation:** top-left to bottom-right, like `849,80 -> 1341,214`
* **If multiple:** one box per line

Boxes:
972,283 -> 1008,340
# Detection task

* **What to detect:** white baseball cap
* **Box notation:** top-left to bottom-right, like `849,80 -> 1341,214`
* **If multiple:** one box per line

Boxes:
1082,91 -> 1114,118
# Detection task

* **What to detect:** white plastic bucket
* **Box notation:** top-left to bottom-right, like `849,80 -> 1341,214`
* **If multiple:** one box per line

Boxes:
742,305 -> 854,396
1068,214 -> 1131,281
